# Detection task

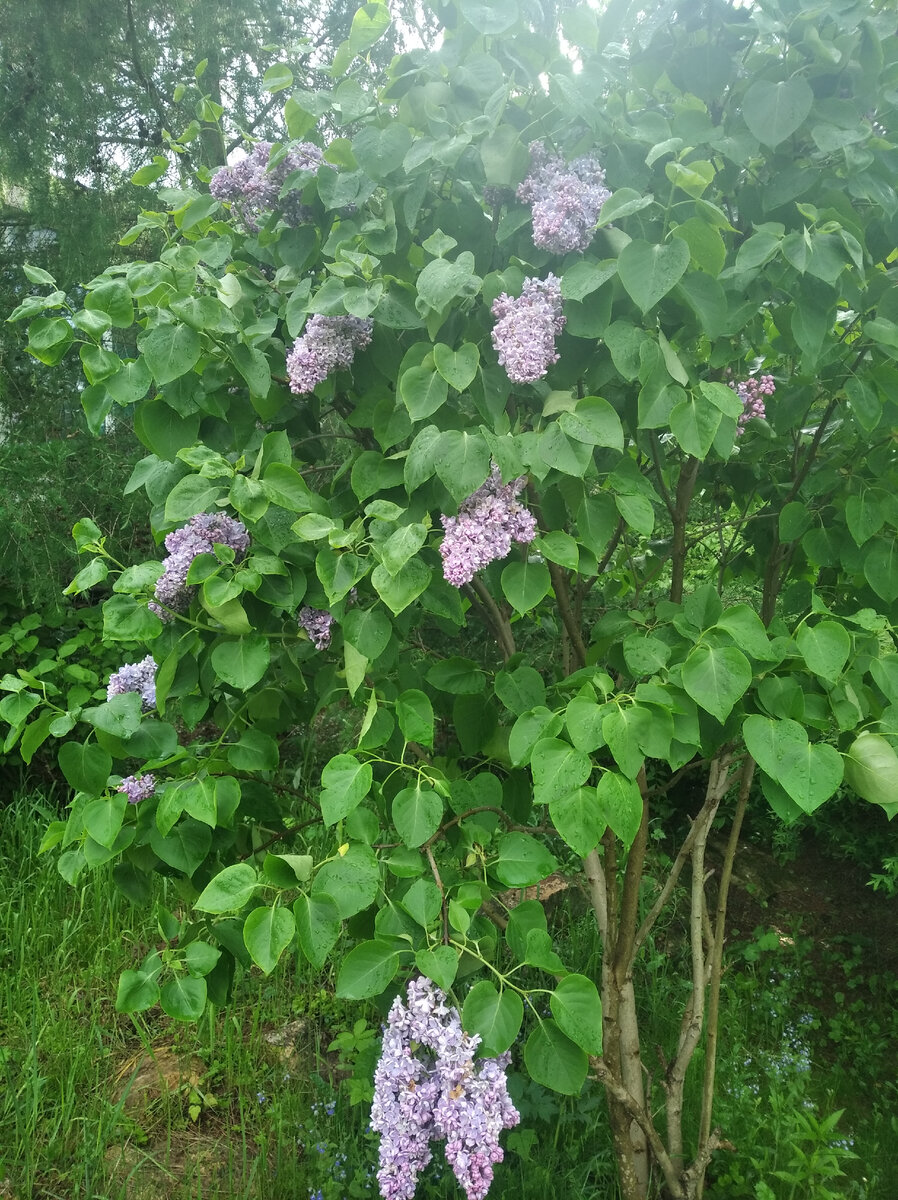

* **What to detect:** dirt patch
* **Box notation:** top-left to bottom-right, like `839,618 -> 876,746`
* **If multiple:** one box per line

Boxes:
112,1043 -> 208,1113
715,836 -> 898,968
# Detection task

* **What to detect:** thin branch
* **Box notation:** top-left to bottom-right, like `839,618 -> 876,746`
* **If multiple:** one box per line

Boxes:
590,1058 -> 687,1200
425,843 -> 449,945
696,756 -> 756,1196
237,816 -> 318,860
226,94 -> 281,152
576,517 -> 626,614
649,432 -> 676,520
670,456 -> 700,604
469,576 -> 515,660
612,767 -> 649,981
423,806 -> 548,848
547,561 -> 589,670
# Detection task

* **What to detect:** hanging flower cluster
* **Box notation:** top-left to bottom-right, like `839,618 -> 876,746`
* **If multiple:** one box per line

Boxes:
149,512 -> 250,620
729,373 -> 775,433
371,977 -> 520,1200
116,774 -> 157,804
298,606 -> 334,650
286,314 -> 374,394
440,464 -> 537,587
490,275 -> 565,384
107,654 -> 157,711
517,141 -> 611,254
209,140 -> 324,230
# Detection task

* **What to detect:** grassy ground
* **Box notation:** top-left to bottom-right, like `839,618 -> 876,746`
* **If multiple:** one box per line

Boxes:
1,788 -> 896,1200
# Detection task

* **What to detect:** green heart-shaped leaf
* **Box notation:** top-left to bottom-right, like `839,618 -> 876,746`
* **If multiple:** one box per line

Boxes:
618,239 -> 690,313
743,715 -> 844,813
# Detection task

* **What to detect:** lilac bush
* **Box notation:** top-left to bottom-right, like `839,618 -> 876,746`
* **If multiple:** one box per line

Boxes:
371,978 -> 519,1200
440,465 -> 537,586
298,606 -> 334,650
107,654 -> 157,711
149,511 -> 250,620
286,315 -> 374,394
210,139 -> 323,230
517,141 -> 611,254
490,275 -> 565,384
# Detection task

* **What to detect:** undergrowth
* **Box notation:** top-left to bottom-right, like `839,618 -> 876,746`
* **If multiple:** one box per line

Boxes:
1,789 -> 896,1199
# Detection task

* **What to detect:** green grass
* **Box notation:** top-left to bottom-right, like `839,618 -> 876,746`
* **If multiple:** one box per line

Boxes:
0,789 -> 370,1200
2,789 -> 896,1200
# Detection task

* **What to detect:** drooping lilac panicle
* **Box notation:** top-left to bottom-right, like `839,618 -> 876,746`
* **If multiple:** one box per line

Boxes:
440,465 -> 537,588
286,314 -> 373,394
107,655 -> 157,711
729,372 -> 775,434
370,978 -> 519,1200
150,511 -> 250,620
298,606 -> 334,650
517,141 -> 611,254
491,275 -> 565,385
210,140 -> 324,230
116,773 -> 156,804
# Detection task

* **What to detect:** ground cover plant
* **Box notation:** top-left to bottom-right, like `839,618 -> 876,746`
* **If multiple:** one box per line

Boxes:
5,0 -> 898,1196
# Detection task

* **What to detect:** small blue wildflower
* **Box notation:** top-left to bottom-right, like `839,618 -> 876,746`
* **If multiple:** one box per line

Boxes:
257,1091 -> 268,1105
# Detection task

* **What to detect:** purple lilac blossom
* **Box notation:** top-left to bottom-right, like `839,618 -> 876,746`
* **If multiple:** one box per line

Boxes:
116,774 -> 156,804
298,606 -> 334,650
440,465 -> 537,588
149,512 -> 250,621
490,275 -> 565,385
370,977 -> 519,1200
107,655 -> 157,711
210,140 -> 324,230
728,373 -> 775,434
286,315 -> 373,394
517,141 -> 611,254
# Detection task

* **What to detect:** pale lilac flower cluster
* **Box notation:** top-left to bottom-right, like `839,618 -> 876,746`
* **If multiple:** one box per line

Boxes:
298,606 -> 334,650
116,773 -> 156,804
286,315 -> 373,394
517,142 -> 611,254
440,466 -> 537,587
491,275 -> 565,384
729,372 -> 775,433
107,655 -> 157,711
209,140 -> 324,230
371,977 -> 519,1200
149,512 -> 250,620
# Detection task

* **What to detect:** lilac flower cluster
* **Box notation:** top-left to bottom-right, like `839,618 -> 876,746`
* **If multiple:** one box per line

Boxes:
440,465 -> 537,588
286,315 -> 373,394
517,141 -> 611,254
209,140 -> 324,230
149,512 -> 250,620
116,773 -> 156,804
107,655 -> 157,711
491,275 -> 565,384
371,977 -> 519,1200
729,372 -> 775,434
298,606 -> 334,650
